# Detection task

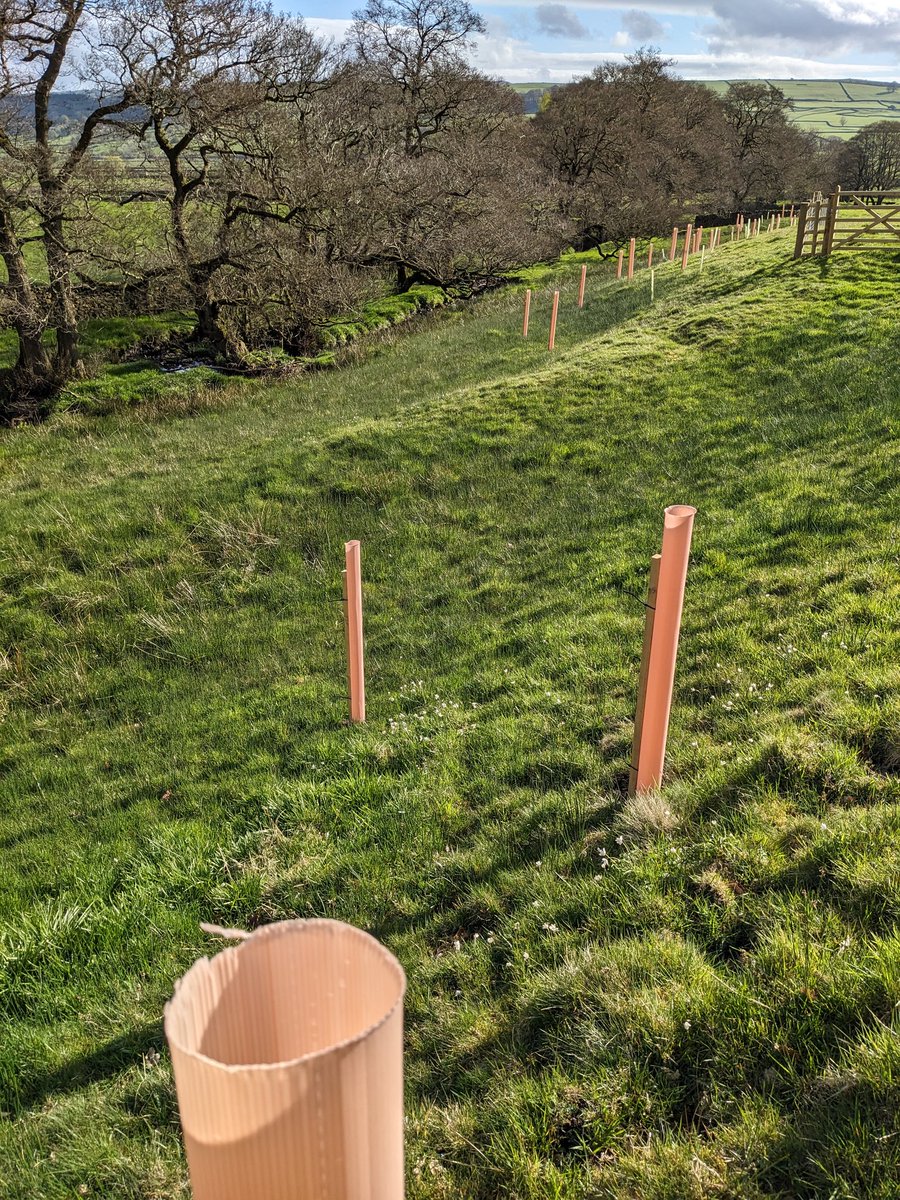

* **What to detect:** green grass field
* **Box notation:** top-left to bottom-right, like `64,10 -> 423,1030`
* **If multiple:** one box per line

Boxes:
1,229 -> 899,1198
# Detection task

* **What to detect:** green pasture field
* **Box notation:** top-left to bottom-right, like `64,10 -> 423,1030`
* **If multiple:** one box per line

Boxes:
702,79 -> 900,139
1,229 -> 899,1198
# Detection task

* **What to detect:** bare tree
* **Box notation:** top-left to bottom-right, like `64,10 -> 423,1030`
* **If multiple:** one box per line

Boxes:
534,51 -> 730,254
0,0 -> 140,414
722,82 -> 818,207
837,122 -> 900,193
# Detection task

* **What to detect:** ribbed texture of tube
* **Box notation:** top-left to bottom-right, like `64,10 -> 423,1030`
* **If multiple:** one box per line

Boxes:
165,919 -> 406,1200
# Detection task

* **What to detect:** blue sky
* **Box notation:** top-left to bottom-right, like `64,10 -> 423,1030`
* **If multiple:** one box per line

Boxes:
301,1 -> 900,83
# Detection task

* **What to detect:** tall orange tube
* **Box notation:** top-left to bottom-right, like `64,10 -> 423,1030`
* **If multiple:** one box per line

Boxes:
669,226 -> 678,260
635,504 -> 696,793
522,288 -> 531,337
616,249 -> 624,278
345,540 -> 365,723
578,263 -> 586,308
627,237 -> 636,281
681,224 -> 692,269
548,289 -> 559,349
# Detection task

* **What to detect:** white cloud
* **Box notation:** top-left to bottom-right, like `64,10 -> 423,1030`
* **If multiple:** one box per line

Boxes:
536,3 -> 590,38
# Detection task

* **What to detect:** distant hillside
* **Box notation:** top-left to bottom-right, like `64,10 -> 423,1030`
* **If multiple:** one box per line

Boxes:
509,78 -> 900,138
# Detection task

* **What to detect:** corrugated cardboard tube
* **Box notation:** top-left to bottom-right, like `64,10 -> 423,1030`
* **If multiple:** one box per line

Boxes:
165,919 -> 406,1200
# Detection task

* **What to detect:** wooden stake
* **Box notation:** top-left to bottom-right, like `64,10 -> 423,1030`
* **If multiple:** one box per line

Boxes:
522,288 -> 531,338
578,263 -> 587,308
650,268 -> 655,301
548,289 -> 559,350
344,540 -> 365,723
628,554 -> 661,798
634,505 -> 696,793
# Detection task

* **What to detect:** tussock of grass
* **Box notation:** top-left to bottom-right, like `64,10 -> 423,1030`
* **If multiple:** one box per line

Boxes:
1,233 -> 899,1198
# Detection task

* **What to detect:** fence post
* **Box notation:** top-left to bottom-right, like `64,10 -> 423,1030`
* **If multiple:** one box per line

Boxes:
344,540 -> 365,724
627,237 -> 636,281
681,224 -> 692,269
548,289 -> 559,350
628,554 -> 661,798
793,202 -> 809,258
633,505 -> 696,794
578,264 -> 587,308
822,186 -> 840,255
522,288 -> 531,337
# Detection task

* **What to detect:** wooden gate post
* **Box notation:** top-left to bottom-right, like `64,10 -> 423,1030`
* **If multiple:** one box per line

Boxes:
822,187 -> 841,256
793,203 -> 809,258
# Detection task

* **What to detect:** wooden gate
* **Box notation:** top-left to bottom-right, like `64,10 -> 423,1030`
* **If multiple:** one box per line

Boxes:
794,187 -> 900,257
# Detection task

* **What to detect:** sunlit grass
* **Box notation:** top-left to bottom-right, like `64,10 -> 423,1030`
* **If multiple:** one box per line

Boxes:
1,231 -> 898,1199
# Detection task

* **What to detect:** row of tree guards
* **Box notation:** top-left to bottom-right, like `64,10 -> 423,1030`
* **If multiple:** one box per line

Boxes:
525,205 -> 797,350
166,507 -> 697,1200
161,215 -> 794,1190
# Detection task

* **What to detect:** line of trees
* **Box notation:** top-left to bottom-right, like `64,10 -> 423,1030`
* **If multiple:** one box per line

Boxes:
0,0 -> 839,419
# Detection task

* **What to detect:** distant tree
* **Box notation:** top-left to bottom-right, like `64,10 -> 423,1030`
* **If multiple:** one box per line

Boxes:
347,0 -> 548,289
533,51 -> 730,253
837,121 -> 900,192
722,82 -> 818,206
0,0 -> 141,415
111,0 -> 334,360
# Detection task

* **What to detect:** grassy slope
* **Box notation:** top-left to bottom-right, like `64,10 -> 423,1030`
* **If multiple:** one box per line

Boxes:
1,232 -> 899,1199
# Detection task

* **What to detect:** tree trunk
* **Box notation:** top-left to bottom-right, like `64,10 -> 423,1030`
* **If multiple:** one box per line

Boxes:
0,207 -> 56,420
42,201 -> 82,382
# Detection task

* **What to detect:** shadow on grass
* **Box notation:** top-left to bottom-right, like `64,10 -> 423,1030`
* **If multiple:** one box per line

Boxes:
7,1021 -> 164,1116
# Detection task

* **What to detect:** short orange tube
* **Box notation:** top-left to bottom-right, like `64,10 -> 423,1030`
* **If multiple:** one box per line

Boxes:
635,504 -> 697,793
548,289 -> 559,350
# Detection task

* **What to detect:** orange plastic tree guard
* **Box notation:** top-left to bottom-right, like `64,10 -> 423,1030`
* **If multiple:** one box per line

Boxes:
670,226 -> 678,260
627,237 -> 636,280
165,919 -> 406,1200
628,554 -> 661,797
548,289 -> 559,349
616,249 -> 624,278
634,504 -> 697,793
522,288 -> 531,337
681,224 -> 692,269
647,242 -> 654,268
344,540 -> 365,723
578,263 -> 586,308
